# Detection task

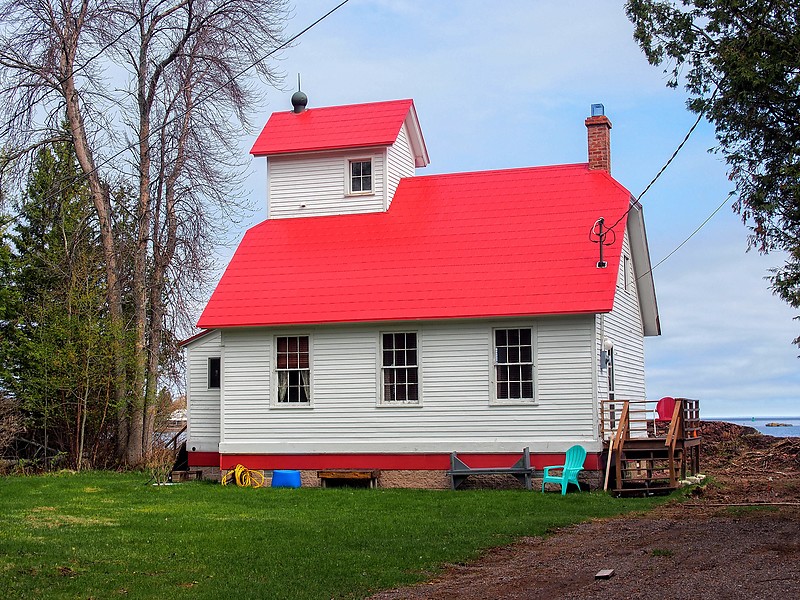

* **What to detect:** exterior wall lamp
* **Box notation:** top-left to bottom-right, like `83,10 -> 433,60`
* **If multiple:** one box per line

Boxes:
600,337 -> 614,371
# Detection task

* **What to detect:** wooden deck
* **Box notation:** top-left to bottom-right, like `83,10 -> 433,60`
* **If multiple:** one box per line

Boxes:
601,398 -> 701,495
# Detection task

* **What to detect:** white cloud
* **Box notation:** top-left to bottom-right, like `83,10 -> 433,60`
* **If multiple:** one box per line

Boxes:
645,232 -> 800,416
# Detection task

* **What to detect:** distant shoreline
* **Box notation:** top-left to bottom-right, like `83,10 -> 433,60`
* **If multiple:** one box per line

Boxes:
705,416 -> 800,421
704,418 -> 800,438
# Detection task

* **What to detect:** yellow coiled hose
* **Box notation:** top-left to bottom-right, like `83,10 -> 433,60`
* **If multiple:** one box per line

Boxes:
221,464 -> 265,488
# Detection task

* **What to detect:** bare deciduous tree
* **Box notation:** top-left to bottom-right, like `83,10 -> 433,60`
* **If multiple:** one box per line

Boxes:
0,0 -> 288,464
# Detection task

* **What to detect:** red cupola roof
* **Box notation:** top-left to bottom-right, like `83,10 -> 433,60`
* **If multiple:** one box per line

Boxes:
251,99 -> 428,166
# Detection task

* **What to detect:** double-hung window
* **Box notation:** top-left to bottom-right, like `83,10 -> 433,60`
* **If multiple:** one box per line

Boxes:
348,159 -> 372,194
493,328 -> 534,402
381,332 -> 419,404
276,335 -> 310,404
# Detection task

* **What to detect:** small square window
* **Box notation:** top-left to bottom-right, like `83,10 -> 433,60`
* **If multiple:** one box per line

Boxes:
349,159 -> 372,194
208,357 -> 221,389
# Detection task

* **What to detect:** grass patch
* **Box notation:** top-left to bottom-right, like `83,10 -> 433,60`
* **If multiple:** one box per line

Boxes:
650,548 -> 674,557
723,505 -> 779,517
0,471 -> 667,599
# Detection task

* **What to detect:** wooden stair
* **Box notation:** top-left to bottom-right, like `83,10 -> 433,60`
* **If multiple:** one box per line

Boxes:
603,398 -> 701,496
614,439 -> 683,494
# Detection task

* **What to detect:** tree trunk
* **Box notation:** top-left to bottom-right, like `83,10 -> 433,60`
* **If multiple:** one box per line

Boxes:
58,13 -> 130,464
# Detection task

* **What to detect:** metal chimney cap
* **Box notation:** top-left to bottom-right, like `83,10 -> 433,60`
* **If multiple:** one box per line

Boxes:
591,103 -> 605,117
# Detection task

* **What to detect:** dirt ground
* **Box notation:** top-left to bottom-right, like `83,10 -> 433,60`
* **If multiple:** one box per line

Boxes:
371,422 -> 800,600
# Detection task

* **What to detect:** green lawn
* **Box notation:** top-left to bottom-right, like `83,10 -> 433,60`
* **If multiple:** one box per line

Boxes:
0,471 -> 665,599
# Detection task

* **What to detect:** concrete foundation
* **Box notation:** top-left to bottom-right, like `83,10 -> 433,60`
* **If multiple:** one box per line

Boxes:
214,467 -> 604,491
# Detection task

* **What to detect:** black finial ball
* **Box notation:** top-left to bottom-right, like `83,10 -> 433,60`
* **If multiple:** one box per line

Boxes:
291,90 -> 308,113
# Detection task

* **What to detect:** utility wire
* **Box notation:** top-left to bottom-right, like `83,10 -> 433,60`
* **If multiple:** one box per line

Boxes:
94,0 -> 353,181
607,108 -> 706,232
637,191 -> 735,282
582,90 -> 733,280
636,110 -> 706,204
587,108 -> 708,272
1,0 -> 352,229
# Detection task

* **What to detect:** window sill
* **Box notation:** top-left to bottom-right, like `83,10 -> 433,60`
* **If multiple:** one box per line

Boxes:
270,403 -> 314,409
376,402 -> 423,408
489,400 -> 538,407
345,191 -> 375,197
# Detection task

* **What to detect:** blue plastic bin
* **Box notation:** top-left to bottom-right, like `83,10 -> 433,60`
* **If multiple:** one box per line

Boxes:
271,469 -> 302,488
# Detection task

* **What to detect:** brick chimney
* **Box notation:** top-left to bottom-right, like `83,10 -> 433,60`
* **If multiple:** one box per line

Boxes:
585,104 -> 612,172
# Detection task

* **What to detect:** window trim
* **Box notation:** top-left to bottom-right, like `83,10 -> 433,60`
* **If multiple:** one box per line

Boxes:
208,356 -> 221,390
607,347 -> 615,401
490,325 -> 537,406
623,254 -> 631,293
378,330 -> 422,406
271,334 -> 313,408
346,157 -> 374,196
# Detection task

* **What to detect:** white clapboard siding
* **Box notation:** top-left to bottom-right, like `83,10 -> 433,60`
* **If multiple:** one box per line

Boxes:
218,317 -> 600,455
386,123 -> 416,206
601,228 -> 647,403
185,330 -> 222,452
267,151 -> 385,219
219,328 -> 271,441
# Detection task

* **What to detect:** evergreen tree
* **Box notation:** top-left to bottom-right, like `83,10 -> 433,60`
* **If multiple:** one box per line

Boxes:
627,0 -> 800,344
3,138 -> 119,468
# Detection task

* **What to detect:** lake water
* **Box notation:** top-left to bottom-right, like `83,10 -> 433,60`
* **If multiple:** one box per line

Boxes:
708,417 -> 800,438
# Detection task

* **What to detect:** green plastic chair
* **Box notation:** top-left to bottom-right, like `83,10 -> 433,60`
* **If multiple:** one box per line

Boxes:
541,445 -> 587,495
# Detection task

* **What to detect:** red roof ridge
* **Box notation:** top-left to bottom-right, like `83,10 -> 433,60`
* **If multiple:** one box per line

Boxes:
271,98 -> 413,116
410,162 -> 589,182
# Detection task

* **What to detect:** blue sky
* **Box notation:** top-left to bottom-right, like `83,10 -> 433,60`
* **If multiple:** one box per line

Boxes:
223,1 -> 799,417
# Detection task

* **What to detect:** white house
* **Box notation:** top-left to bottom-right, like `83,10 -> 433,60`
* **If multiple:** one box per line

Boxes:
183,96 -> 660,487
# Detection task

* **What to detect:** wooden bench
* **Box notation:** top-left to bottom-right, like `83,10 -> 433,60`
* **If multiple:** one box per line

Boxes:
446,447 -> 535,490
170,469 -> 203,482
317,469 -> 380,488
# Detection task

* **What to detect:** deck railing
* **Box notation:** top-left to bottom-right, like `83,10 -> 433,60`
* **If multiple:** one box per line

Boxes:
682,398 -> 701,439
600,398 -> 701,442
166,424 -> 187,451
600,398 -> 702,492
600,399 -> 654,441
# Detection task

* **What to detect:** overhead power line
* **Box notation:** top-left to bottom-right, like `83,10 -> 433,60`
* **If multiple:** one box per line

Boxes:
607,109 -> 706,233
584,91 -> 734,280
638,191 -> 736,282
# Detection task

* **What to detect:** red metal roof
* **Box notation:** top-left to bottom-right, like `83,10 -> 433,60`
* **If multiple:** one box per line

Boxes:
251,99 -> 415,156
197,164 -> 633,328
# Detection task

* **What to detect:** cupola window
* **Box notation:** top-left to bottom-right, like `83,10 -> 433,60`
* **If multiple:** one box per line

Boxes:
349,159 -> 372,194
